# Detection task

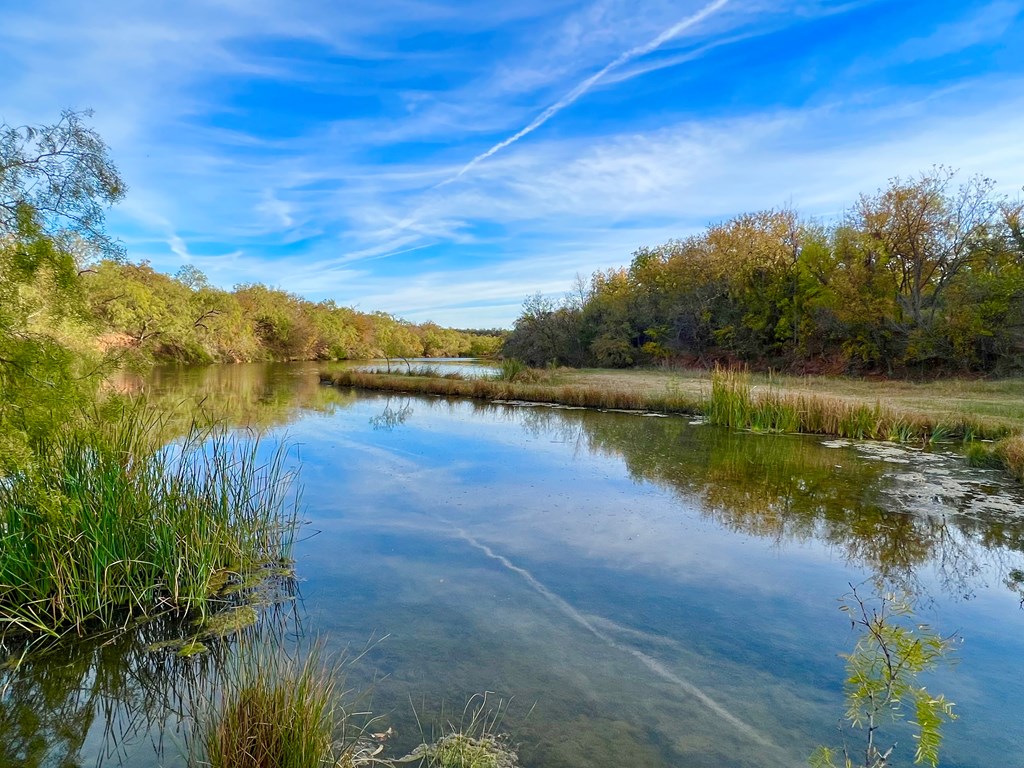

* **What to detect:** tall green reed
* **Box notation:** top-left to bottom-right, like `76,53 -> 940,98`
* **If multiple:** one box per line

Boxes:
190,643 -> 350,768
494,359 -> 527,383
0,402 -> 298,637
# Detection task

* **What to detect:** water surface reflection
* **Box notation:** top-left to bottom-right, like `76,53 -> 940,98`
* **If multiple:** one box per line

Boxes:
8,363 -> 1023,768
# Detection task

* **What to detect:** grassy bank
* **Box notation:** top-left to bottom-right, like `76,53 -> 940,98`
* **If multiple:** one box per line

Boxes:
0,404 -> 297,637
325,368 -> 704,413
325,367 -> 1024,481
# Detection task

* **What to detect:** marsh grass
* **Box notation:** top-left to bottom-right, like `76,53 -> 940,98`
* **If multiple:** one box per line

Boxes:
705,368 -> 752,429
707,367 -> 1000,445
328,370 -> 702,414
0,402 -> 297,637
494,359 -> 527,383
969,434 -> 1024,481
364,365 -> 467,380
327,367 -> 1024,482
999,435 -> 1024,481
330,368 -> 999,442
190,644 -> 352,768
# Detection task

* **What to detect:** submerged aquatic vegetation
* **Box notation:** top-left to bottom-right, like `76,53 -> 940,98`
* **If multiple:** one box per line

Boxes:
403,693 -> 520,768
411,732 -> 518,768
0,402 -> 298,637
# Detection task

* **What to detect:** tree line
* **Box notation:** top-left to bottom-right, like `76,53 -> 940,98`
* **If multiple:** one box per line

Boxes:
83,259 -> 502,364
504,169 -> 1024,375
1,112 -> 501,369
0,111 -> 499,466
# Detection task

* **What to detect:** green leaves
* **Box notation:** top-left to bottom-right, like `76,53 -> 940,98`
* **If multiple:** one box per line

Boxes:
506,169 -> 1024,374
1,109 -> 125,259
1,111 -> 124,468
913,694 -> 956,767
815,587 -> 957,768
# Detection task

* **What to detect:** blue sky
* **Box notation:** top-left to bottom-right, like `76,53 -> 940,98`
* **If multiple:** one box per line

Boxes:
2,0 -> 1023,327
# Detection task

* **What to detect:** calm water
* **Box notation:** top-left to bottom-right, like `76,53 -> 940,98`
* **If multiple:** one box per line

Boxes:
4,362 -> 1024,768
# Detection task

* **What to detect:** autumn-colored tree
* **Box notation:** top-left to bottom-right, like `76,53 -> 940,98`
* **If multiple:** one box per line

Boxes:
505,169 -> 1019,375
372,313 -> 423,371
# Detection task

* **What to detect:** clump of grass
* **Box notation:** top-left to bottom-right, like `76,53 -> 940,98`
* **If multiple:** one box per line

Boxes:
962,433 -> 1024,480
927,422 -> 956,445
836,404 -> 882,440
965,442 -> 1005,469
705,367 -> 998,447
1002,437 -> 1024,477
885,418 -> 919,443
0,402 -> 297,637
494,359 -> 527,383
362,365 -> 467,380
996,434 -> 1024,481
406,693 -> 519,768
417,732 -> 518,768
190,645 -> 349,768
748,390 -> 801,433
706,367 -> 752,429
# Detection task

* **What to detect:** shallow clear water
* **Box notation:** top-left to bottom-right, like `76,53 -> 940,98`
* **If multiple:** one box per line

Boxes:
4,362 -> 1024,767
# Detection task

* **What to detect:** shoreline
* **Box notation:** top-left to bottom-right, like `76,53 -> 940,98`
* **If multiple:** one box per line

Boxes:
324,367 -> 1024,484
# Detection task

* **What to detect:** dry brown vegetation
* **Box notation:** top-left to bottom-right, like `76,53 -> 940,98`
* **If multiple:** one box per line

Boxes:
327,366 -> 1024,481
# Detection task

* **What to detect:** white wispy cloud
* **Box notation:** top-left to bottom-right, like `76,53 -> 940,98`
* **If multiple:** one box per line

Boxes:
183,81 -> 1024,324
891,0 -> 1022,62
3,0 -> 1022,327
440,0 -> 732,185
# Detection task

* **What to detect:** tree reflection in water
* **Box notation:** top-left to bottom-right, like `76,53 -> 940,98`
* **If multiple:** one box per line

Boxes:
1,581 -> 301,768
460,398 -> 1024,601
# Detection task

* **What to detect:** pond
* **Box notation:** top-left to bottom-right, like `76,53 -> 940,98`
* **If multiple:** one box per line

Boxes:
4,362 -> 1024,768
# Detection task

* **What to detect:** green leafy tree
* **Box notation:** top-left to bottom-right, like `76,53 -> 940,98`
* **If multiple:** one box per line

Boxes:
1,111 -> 124,468
583,268 -> 641,367
503,293 -> 587,367
854,169 -> 1001,366
373,313 -> 423,371
1,109 -> 125,259
811,587 -> 957,768
0,209 -> 98,467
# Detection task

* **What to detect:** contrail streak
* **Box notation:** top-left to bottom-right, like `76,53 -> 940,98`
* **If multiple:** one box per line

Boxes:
448,525 -> 787,758
438,0 -> 730,186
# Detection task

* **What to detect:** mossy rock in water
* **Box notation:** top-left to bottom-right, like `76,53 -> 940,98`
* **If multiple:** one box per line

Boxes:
198,604 -> 259,638
406,733 -> 519,768
176,639 -> 208,657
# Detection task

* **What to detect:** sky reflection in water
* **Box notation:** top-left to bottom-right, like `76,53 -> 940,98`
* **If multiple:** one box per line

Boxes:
5,363 -> 1024,768
291,381 -> 1024,768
